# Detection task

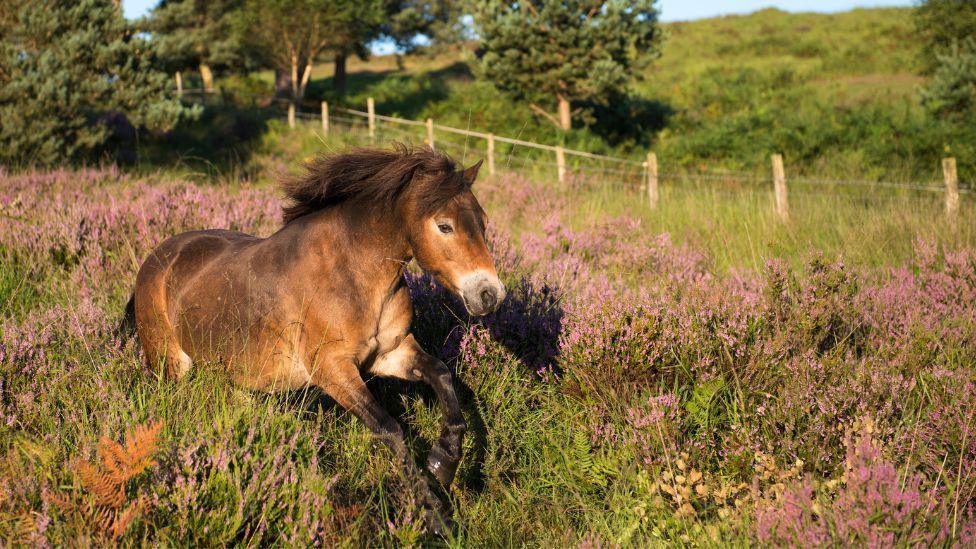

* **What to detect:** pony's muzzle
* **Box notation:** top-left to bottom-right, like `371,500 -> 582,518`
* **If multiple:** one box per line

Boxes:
459,271 -> 506,316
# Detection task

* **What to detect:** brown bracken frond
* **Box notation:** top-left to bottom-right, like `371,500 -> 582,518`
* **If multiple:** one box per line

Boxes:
72,458 -> 124,508
97,420 -> 163,486
63,419 -> 164,541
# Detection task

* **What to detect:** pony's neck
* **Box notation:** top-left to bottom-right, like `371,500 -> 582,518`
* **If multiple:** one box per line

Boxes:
305,200 -> 413,281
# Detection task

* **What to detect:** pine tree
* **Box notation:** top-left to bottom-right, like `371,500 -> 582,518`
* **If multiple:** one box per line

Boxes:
473,0 -> 662,131
383,0 -> 468,52
915,0 -> 976,74
146,0 -> 245,92
921,38 -> 976,120
0,0 -> 190,166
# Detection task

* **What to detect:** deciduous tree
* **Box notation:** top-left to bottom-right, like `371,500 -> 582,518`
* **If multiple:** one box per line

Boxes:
237,0 -> 383,99
383,0 -> 468,52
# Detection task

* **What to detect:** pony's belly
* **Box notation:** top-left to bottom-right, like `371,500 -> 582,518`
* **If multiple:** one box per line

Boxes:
233,350 -> 312,392
232,323 -> 313,392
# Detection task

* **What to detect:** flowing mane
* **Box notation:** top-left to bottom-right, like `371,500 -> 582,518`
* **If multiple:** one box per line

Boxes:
281,144 -> 469,224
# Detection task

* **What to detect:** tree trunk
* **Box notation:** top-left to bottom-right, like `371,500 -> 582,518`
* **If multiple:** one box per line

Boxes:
274,69 -> 292,98
333,51 -> 347,95
298,61 -> 314,102
290,53 -> 300,100
199,63 -> 214,92
557,94 -> 571,131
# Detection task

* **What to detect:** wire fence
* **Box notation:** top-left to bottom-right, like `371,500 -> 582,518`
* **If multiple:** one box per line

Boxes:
174,88 -> 972,221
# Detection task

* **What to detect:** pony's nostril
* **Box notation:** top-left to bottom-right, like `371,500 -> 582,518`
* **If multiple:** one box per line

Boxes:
480,288 -> 496,311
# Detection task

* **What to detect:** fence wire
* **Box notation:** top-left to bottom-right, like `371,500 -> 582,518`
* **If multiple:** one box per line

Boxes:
172,88 -> 972,210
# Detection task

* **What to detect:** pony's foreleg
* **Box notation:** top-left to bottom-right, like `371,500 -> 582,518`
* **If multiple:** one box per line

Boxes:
370,335 -> 467,488
315,360 -> 450,535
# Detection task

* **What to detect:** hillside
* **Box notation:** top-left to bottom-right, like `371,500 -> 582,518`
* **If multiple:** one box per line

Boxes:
222,7 -> 962,180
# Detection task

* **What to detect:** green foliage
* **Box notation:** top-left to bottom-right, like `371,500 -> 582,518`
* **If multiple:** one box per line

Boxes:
235,0 -> 384,99
921,38 -> 976,120
915,0 -> 976,73
684,377 -> 727,432
473,0 -> 662,129
146,0 -> 245,74
142,7 -> 973,181
569,430 -> 616,490
0,0 -> 191,166
383,0 -> 468,51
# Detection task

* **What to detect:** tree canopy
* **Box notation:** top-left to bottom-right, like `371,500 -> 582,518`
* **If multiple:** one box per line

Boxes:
921,38 -> 976,121
383,0 -> 468,52
146,0 -> 245,91
472,0 -> 662,130
916,0 -> 976,130
915,0 -> 976,73
0,0 -> 190,166
235,0 -> 384,99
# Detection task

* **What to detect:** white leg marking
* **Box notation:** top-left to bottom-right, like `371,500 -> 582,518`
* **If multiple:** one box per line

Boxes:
176,349 -> 193,376
369,343 -> 416,379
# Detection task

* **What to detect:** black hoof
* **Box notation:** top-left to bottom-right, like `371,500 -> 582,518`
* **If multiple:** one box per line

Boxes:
427,444 -> 461,487
420,491 -> 452,537
425,507 -> 452,537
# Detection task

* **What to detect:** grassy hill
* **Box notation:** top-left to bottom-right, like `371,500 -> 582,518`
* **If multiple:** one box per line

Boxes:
201,7 -> 969,182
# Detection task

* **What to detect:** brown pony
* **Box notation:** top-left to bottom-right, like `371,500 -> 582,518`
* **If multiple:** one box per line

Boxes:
123,144 -> 505,533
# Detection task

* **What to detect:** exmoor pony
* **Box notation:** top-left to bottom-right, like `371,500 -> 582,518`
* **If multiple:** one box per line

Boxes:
122,145 -> 505,533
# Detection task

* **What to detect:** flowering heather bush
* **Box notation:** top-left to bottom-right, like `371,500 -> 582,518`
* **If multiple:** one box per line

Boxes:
756,429 -> 975,546
1,167 -> 975,545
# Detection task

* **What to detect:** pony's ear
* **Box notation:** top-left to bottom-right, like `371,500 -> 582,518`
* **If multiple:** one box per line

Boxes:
462,159 -> 483,185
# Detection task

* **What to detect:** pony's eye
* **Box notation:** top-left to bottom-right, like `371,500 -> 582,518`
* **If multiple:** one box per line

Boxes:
437,223 -> 454,234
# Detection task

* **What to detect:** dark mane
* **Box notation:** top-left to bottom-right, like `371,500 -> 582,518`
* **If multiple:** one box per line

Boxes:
281,143 -> 468,224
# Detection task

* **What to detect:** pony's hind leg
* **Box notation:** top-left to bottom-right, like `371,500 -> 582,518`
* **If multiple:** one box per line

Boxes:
134,275 -> 192,380
370,334 -> 467,488
314,360 -> 450,535
136,310 -> 192,379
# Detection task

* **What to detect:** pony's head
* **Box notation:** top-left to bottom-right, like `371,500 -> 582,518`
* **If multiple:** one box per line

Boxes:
281,144 -> 506,316
404,158 -> 506,316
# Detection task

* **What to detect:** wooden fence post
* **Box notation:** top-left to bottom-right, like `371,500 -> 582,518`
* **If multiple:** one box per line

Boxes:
175,71 -> 183,96
943,157 -> 959,221
772,153 -> 789,221
487,133 -> 495,175
556,146 -> 566,183
287,102 -> 296,129
646,152 -> 659,210
367,98 -> 375,140
426,118 -> 435,150
321,101 -> 329,137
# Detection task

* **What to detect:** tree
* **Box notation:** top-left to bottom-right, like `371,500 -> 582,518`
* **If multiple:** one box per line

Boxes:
383,0 -> 468,52
472,0 -> 662,131
326,0 -> 386,95
916,1 -> 976,123
147,0 -> 244,92
0,0 -> 190,165
915,0 -> 976,73
236,0 -> 383,100
921,38 -> 976,120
